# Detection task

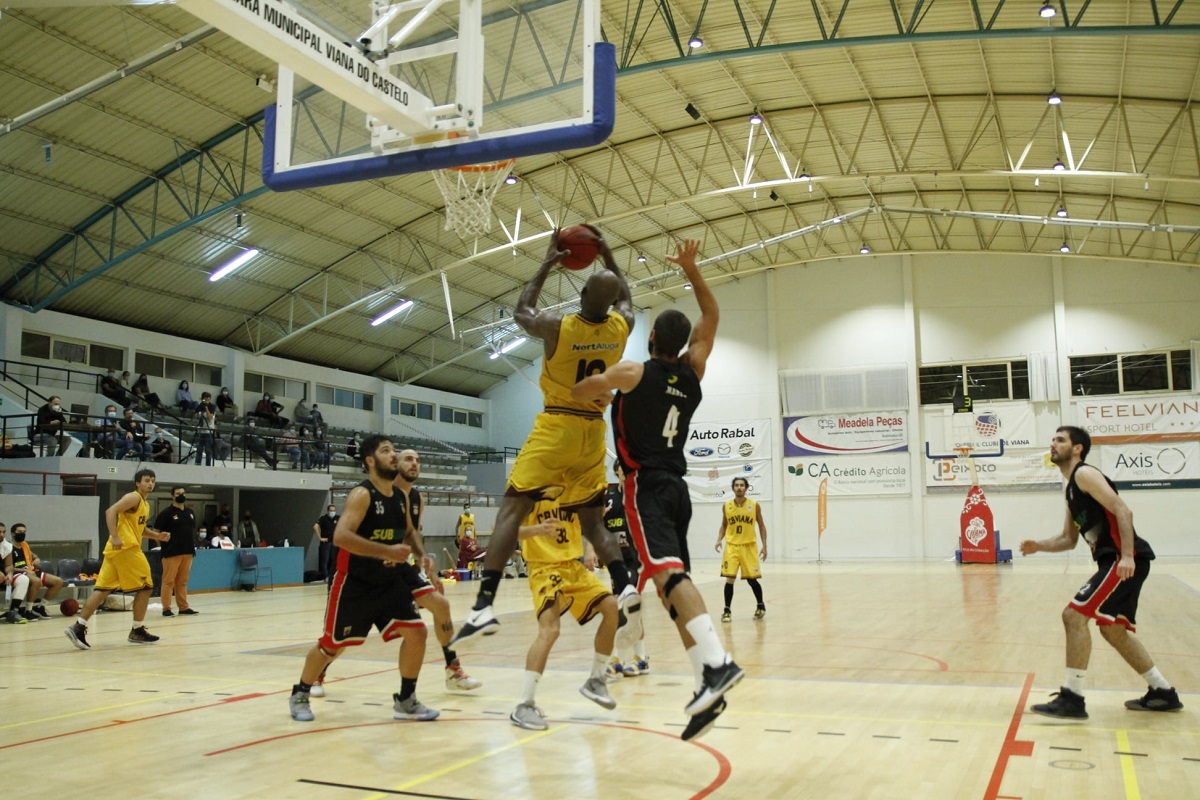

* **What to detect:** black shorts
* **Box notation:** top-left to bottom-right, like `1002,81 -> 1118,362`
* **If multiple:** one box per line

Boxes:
1069,557 -> 1151,631
621,542 -> 641,584
398,562 -> 437,600
623,468 -> 692,589
319,571 -> 422,651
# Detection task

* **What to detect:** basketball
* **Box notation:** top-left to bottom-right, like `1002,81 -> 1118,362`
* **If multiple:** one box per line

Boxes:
557,224 -> 600,270
60,598 -> 79,616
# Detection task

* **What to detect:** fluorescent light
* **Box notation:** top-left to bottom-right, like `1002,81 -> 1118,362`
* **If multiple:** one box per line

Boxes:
209,248 -> 258,282
500,336 -> 526,354
860,244 -> 871,254
370,299 -> 413,326
488,351 -> 501,360
1052,160 -> 1066,171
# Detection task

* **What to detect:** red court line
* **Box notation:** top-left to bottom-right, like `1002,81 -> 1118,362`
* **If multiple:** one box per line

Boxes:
983,672 -> 1036,800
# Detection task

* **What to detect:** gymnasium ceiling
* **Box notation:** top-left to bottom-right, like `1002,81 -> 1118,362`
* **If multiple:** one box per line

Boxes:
2,0 -> 1200,396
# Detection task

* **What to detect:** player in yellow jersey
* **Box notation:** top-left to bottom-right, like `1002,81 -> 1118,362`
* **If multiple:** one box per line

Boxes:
509,499 -> 621,730
66,469 -> 171,649
454,227 -> 641,644
716,476 -> 768,622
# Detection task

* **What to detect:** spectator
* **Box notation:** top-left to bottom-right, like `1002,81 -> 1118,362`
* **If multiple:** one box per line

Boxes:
253,393 -> 287,428
6,522 -> 65,621
241,419 -> 279,469
132,373 -> 162,410
310,403 -> 325,430
148,427 -> 174,463
175,380 -> 198,412
194,392 -> 217,466
296,426 -> 317,469
216,387 -> 237,415
313,504 -> 338,581
100,369 -> 134,407
346,434 -> 360,466
35,395 -> 69,456
195,525 -> 210,550
94,404 -> 119,459
2,523 -> 28,624
211,526 -> 235,549
116,407 -> 146,460
156,486 -> 198,617
213,504 -> 233,530
283,426 -> 302,469
311,427 -> 330,469
294,400 -> 314,426
121,371 -> 132,389
237,511 -> 260,548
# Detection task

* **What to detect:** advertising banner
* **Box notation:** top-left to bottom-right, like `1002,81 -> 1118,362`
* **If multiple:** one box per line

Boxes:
784,412 -> 907,456
924,451 -> 1061,488
683,419 -> 773,503
1096,441 -> 1200,490
683,459 -> 772,503
782,452 -> 911,496
1075,396 -> 1200,441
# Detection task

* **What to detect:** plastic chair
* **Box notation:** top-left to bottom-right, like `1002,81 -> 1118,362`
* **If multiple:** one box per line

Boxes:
58,558 -> 96,602
236,550 -> 272,591
38,558 -> 57,576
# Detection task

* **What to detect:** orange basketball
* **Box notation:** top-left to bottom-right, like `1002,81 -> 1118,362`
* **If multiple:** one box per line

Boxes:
557,224 -> 600,270
60,598 -> 80,616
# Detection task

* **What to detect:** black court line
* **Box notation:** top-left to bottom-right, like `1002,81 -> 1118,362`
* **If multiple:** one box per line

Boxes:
1114,751 -> 1148,757
929,739 -> 959,743
664,723 -> 685,729
66,687 -> 84,691
616,719 -> 640,724
30,686 -> 46,690
765,729 -> 791,733
482,710 -> 505,716
364,702 -> 384,707
817,732 -> 845,736
1049,746 -> 1082,751
179,691 -> 196,694
873,735 -> 901,740
299,778 -> 472,799
139,689 -> 159,693
1183,758 -> 1200,762
103,688 -> 121,692
327,699 -> 345,704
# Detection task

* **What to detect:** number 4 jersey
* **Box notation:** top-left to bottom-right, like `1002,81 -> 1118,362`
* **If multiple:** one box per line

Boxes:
613,358 -> 703,476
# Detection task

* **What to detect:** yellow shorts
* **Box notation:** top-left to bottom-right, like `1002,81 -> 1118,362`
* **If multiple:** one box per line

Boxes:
507,413 -> 607,508
96,548 -> 154,593
527,559 -> 610,623
720,542 -> 761,580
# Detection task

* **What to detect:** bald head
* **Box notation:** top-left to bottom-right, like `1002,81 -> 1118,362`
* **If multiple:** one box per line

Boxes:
396,448 -> 421,483
579,270 -> 621,321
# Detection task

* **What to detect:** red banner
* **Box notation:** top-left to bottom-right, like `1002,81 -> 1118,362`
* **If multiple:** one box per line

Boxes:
958,486 -> 996,563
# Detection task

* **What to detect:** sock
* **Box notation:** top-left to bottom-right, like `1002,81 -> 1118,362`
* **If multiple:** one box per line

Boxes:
296,681 -> 312,693
520,670 -> 541,705
1141,666 -> 1171,690
686,645 -> 705,691
607,561 -> 630,594
634,640 -> 648,660
473,571 -> 502,610
684,614 -> 727,668
1065,668 -> 1087,695
591,652 -> 609,680
747,578 -> 764,606
443,646 -> 458,667
399,677 -> 417,702
723,582 -> 733,611
132,623 -> 145,631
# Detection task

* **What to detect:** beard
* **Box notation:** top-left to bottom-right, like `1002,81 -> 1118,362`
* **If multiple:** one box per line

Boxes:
374,463 -> 400,481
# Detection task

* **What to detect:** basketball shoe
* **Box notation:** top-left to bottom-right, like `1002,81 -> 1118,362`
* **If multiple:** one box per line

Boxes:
580,677 -> 617,710
128,626 -> 160,644
1125,687 -> 1183,712
753,605 -> 766,620
1030,687 -> 1088,720
289,686 -> 314,722
510,702 -> 548,731
309,677 -> 326,697
445,658 -> 482,690
393,693 -> 440,721
605,658 -> 626,682
632,656 -> 650,674
720,609 -> 731,623
682,697 -> 727,742
65,621 -> 90,649
6,609 -> 27,624
450,605 -> 498,645
685,659 -> 745,716
31,604 -> 51,619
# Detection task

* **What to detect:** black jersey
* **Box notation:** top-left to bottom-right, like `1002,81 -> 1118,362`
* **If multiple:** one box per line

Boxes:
396,485 -> 422,532
603,484 -> 630,547
612,358 -> 702,476
1066,463 -> 1154,562
344,479 -> 406,584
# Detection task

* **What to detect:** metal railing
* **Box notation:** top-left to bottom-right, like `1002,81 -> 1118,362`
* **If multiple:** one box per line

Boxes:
0,358 -> 100,398
0,467 -> 99,496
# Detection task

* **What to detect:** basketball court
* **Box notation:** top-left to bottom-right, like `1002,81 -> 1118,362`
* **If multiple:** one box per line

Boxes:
3,560 -> 1196,799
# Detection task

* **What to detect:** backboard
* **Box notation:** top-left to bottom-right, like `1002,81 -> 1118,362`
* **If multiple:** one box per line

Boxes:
925,406 -> 1007,461
177,0 -> 613,190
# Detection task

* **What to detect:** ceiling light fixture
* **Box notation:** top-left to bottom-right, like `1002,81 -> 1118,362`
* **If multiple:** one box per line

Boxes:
688,35 -> 703,49
860,244 -> 871,254
1039,3 -> 1056,18
209,248 -> 259,282
370,299 -> 413,326
683,283 -> 693,290
1047,89 -> 1062,105
769,190 -> 780,202
685,102 -> 701,120
489,336 -> 527,359
1052,159 -> 1066,171
749,109 -> 763,125
504,174 -> 517,185
1060,242 -> 1071,253
637,254 -> 647,263
1056,206 -> 1068,217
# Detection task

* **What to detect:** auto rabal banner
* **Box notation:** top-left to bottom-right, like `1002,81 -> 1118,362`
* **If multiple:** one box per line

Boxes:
682,419 -> 772,503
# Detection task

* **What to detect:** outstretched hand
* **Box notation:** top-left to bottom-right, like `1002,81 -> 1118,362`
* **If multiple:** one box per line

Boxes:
544,229 -> 569,269
666,239 -> 701,272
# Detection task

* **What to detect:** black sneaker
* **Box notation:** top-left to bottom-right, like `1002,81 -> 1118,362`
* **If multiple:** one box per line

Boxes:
684,659 -> 745,716
1031,687 -> 1088,720
682,697 -> 727,741
179,608 -> 200,616
449,605 -> 499,646
1125,686 -> 1184,712
20,609 -> 41,622
65,622 -> 90,650
162,609 -> 175,617
5,609 -> 28,625
128,626 -> 160,644
31,604 -> 51,619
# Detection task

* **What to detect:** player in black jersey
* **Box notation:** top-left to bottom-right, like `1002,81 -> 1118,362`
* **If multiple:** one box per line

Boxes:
289,435 -> 439,723
1021,426 -> 1183,718
603,465 -> 650,678
572,238 -> 743,741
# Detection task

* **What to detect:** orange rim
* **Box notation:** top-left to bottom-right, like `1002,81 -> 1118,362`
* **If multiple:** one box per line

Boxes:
448,158 -> 516,174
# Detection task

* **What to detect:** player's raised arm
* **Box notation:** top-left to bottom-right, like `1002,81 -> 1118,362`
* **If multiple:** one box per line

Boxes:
670,239 -> 719,380
587,225 -> 634,331
515,233 -> 569,346
571,359 -> 644,403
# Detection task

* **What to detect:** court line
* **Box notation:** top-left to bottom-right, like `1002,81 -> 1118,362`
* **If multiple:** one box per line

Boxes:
983,672 -> 1036,800
1116,730 -> 1142,800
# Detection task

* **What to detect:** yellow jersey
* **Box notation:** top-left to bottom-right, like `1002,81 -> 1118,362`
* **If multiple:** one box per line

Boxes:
107,493 -> 149,554
457,512 -> 475,538
540,311 -> 629,416
521,500 -> 583,564
723,498 -> 759,546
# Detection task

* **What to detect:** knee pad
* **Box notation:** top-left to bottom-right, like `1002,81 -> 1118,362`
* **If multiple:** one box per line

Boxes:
662,571 -> 690,600
669,604 -> 679,621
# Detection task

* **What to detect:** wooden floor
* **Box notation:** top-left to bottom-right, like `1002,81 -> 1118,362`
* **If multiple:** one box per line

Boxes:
2,558 -> 1197,799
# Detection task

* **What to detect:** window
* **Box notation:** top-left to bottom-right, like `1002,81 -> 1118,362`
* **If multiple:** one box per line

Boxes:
139,353 -> 221,385
392,398 -> 434,420
21,332 -> 51,359
1070,350 -> 1191,396
22,331 -> 125,371
440,405 -> 481,427
320,384 -> 373,411
88,344 -> 123,372
134,352 -> 164,377
918,361 -> 1030,405
245,372 -> 301,398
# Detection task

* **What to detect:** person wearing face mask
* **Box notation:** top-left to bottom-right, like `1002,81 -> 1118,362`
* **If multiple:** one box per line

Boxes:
194,392 -> 218,466
216,387 -> 237,415
253,392 -> 287,428
1,523 -> 33,624
455,502 -> 476,549
238,510 -> 261,548
148,427 -> 175,463
155,487 -> 198,617
116,407 -> 147,461
175,380 -> 198,412
94,404 -> 120,459
211,526 -> 235,549
195,525 -> 210,550
241,418 -> 279,469
100,369 -> 134,407
6,523 -> 66,621
313,504 -> 338,582
35,395 -> 69,455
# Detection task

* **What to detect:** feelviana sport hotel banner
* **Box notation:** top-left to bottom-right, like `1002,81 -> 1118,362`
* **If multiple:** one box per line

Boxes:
782,412 -> 911,496
682,419 -> 773,503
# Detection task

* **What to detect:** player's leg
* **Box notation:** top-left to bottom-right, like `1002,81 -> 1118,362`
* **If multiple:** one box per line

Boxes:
579,591 -> 619,709
418,590 -> 480,690
160,555 -> 180,614
722,577 -> 735,622
745,546 -> 765,618
1096,562 -> 1183,711
452,492 -> 535,644
390,588 -> 438,721
512,600 -> 560,730
127,587 -> 159,643
292,643 -> 341,721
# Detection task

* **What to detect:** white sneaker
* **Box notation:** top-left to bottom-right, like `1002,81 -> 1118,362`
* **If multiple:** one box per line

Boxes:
510,702 -> 548,730
580,677 -> 617,710
449,605 -> 499,645
445,659 -> 482,690
393,693 -> 440,721
615,585 -> 643,649
309,679 -> 326,698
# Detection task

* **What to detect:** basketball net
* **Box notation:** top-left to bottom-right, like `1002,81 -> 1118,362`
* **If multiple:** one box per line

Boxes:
432,158 -> 515,237
953,446 -> 979,486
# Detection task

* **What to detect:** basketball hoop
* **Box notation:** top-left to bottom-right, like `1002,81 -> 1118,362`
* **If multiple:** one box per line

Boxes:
432,158 -> 516,237
953,446 -> 974,460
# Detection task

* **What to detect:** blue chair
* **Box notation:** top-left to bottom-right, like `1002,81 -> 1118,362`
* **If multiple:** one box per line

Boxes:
236,550 -> 272,591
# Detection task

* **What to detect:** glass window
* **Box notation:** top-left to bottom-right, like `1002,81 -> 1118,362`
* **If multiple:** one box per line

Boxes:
1170,349 -> 1191,391
417,402 -> 433,420
359,393 -> 374,412
134,353 -> 164,377
1010,360 -> 1030,400
165,358 -> 193,382
440,406 -> 454,423
468,412 -> 483,428
1070,355 -> 1120,396
244,372 -> 263,393
52,340 -> 88,364
264,376 -> 287,397
454,410 -> 467,424
316,385 -> 335,404
1121,353 -> 1169,392
21,332 -> 51,359
88,344 -> 123,371
918,365 -> 962,405
391,398 -> 401,415
287,379 -> 307,399
965,363 -> 1012,402
202,364 -> 223,386
334,388 -> 353,408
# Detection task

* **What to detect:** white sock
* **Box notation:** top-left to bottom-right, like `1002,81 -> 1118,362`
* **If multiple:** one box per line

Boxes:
520,671 -> 541,705
684,614 -> 727,668
1141,666 -> 1171,690
591,652 -> 610,680
1065,668 -> 1087,695
634,639 -> 648,660
686,645 -> 705,691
